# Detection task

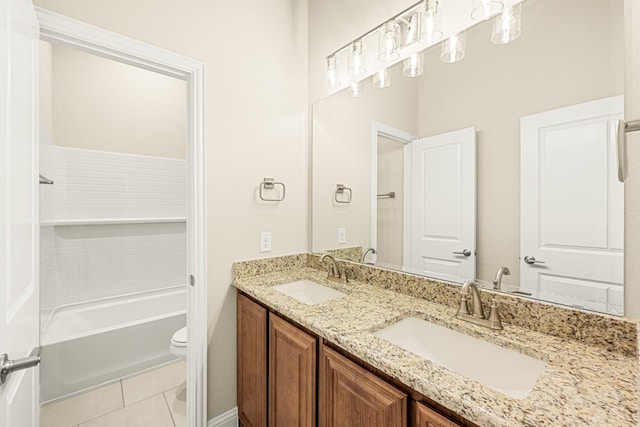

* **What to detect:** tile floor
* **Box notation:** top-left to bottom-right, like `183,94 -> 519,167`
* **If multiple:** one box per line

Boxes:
40,360 -> 186,427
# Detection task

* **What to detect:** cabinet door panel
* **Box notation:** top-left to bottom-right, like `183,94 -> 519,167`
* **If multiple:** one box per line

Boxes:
320,345 -> 407,427
413,401 -> 461,427
238,294 -> 268,427
269,314 -> 317,427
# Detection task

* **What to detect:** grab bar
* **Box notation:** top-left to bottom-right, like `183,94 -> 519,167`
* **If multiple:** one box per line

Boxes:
377,192 -> 396,199
617,119 -> 640,183
335,184 -> 352,204
39,174 -> 53,185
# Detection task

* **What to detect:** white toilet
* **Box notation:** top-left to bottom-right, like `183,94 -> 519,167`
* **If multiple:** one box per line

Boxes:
170,326 -> 187,358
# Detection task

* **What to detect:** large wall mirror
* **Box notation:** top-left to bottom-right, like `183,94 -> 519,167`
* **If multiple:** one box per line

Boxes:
312,0 -> 625,315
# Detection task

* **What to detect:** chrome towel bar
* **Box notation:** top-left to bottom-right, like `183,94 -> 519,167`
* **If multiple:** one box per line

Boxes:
377,192 -> 396,199
39,174 -> 53,185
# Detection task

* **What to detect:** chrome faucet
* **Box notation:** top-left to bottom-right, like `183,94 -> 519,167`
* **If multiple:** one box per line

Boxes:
492,266 -> 511,290
320,254 -> 348,283
361,247 -> 376,264
457,279 -> 513,330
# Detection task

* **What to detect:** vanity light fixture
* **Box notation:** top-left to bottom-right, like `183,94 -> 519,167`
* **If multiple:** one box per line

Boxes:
325,56 -> 339,88
378,21 -> 401,62
491,4 -> 522,44
373,68 -> 391,88
471,0 -> 504,21
348,40 -> 366,76
403,52 -> 424,77
421,0 -> 443,44
441,32 -> 466,63
350,82 -> 363,98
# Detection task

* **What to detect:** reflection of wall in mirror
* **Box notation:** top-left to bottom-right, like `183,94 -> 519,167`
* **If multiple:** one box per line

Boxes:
377,136 -> 404,265
312,65 -> 418,253
417,0 -> 624,287
39,41 -> 186,159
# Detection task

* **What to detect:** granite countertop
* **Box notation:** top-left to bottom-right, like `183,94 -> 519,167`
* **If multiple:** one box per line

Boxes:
233,266 -> 638,427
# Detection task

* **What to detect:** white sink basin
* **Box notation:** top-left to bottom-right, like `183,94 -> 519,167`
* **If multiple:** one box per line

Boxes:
374,317 -> 546,399
272,280 -> 346,305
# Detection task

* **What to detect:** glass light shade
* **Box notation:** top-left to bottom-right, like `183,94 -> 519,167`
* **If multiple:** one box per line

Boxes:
373,68 -> 391,88
378,21 -> 401,62
420,0 -> 443,44
325,56 -> 339,88
471,0 -> 504,21
441,32 -> 466,63
348,40 -> 366,76
491,4 -> 522,44
350,82 -> 363,98
403,52 -> 424,77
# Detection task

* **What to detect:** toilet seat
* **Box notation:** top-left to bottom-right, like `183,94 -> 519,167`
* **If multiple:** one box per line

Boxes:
171,326 -> 187,347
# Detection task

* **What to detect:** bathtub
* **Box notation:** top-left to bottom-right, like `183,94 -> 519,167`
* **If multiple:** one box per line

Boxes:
40,286 -> 186,404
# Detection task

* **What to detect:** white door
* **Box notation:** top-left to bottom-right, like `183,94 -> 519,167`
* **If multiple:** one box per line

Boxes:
0,0 -> 40,425
408,127 -> 476,283
521,96 -> 624,314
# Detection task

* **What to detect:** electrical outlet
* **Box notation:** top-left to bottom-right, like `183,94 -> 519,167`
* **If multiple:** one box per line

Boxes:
337,227 -> 346,244
260,232 -> 272,253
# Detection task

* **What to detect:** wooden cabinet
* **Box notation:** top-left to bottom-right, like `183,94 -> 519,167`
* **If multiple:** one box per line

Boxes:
319,344 -> 407,427
413,401 -> 462,427
237,294 -> 268,427
269,314 -> 316,427
237,291 -> 467,427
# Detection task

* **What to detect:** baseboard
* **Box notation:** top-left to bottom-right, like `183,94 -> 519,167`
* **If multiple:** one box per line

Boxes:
208,407 -> 238,427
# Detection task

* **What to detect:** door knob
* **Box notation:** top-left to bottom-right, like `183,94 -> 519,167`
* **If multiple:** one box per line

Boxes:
523,255 -> 545,265
0,351 -> 41,385
452,249 -> 472,257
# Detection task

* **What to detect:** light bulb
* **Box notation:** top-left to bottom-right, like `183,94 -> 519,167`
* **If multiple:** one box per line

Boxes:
348,40 -> 366,76
441,32 -> 466,63
421,0 -> 443,44
378,21 -> 400,62
350,82 -> 363,98
373,68 -> 391,88
491,4 -> 522,44
403,52 -> 424,77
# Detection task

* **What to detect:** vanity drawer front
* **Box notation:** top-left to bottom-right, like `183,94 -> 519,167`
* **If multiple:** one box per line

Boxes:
413,401 -> 462,427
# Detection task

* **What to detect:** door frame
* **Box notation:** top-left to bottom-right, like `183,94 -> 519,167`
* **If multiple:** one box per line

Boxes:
36,8 -> 207,426
370,121 -> 417,267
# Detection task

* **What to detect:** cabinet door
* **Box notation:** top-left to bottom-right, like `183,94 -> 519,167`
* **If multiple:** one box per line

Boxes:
413,401 -> 461,427
269,314 -> 317,427
320,345 -> 407,427
238,294 -> 268,427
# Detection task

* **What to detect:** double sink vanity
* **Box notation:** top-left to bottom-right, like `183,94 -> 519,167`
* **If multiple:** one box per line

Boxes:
234,253 -> 638,426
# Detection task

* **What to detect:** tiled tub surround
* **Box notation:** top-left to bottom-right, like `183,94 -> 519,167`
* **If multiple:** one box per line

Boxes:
233,254 -> 639,426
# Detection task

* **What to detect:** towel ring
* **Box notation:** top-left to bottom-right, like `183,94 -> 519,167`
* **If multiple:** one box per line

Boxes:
259,178 -> 286,202
335,184 -> 352,204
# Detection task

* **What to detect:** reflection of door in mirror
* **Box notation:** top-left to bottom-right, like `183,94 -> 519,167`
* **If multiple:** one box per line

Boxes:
408,128 -> 476,283
521,96 -> 624,315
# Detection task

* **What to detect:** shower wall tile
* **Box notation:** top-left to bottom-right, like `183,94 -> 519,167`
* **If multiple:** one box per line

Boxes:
39,145 -> 187,316
40,145 -> 186,222
40,223 -> 186,312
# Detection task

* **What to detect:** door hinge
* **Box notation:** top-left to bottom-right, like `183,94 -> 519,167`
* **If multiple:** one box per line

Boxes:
190,275 -> 195,287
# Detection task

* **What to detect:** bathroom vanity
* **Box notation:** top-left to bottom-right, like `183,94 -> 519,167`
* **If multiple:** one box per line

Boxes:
234,254 -> 638,427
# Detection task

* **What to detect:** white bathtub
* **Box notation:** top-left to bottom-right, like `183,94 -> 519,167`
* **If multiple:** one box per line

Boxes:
40,286 -> 186,404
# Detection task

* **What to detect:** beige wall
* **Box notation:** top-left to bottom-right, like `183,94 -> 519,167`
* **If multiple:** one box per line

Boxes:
34,0 -> 309,419
49,43 -> 187,159
417,0 -> 624,286
376,136 -> 404,265
312,66 -> 417,253
624,0 -> 640,318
